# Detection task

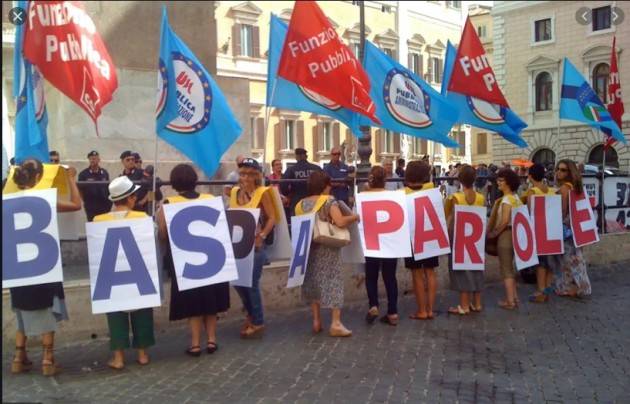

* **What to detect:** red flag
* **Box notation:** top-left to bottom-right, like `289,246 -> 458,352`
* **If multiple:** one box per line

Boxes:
23,1 -> 117,133
277,1 -> 379,123
604,36 -> 624,149
448,17 -> 509,107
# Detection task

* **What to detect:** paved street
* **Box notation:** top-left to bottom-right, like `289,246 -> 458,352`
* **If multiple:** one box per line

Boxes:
3,263 -> 630,404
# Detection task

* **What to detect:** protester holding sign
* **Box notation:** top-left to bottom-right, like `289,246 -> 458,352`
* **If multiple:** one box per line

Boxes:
523,164 -> 557,303
404,161 -> 440,321
445,165 -> 486,315
157,164 -> 229,356
362,166 -> 400,326
93,177 -> 155,369
551,160 -> 591,298
7,159 -> 82,376
229,158 -> 277,338
296,171 -> 359,336
487,168 -> 521,310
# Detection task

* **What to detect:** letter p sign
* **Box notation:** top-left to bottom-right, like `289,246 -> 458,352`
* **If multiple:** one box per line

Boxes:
2,189 -> 63,288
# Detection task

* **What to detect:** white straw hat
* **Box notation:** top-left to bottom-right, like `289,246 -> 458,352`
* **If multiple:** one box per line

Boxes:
108,176 -> 141,201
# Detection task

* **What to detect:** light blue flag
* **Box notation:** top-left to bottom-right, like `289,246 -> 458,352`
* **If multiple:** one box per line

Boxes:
356,41 -> 459,147
156,7 -> 242,178
560,58 -> 625,144
13,0 -> 49,164
441,41 -> 528,148
266,14 -> 362,137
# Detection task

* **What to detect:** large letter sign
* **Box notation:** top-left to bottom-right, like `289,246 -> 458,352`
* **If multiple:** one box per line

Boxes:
226,208 -> 259,288
531,195 -> 564,255
512,205 -> 538,270
356,190 -> 411,258
452,205 -> 486,270
2,188 -> 62,288
286,213 -> 315,288
164,198 -> 238,291
570,191 -> 600,247
407,188 -> 450,260
87,217 -> 161,314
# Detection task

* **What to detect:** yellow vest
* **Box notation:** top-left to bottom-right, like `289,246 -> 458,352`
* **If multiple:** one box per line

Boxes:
3,164 -> 69,195
521,185 -> 556,203
166,193 -> 213,204
295,195 -> 331,216
404,183 -> 434,195
229,186 -> 269,209
93,210 -> 148,222
452,191 -> 485,207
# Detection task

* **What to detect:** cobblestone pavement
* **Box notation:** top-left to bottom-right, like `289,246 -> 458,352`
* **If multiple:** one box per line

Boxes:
3,264 -> 630,404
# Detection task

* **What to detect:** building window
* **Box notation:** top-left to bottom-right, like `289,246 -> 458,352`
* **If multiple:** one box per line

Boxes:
383,48 -> 394,58
383,130 -> 395,154
453,131 -> 465,156
532,148 -> 556,167
446,1 -> 461,9
240,24 -> 254,57
250,117 -> 257,148
409,53 -> 423,77
434,142 -> 442,156
322,122 -> 332,151
284,120 -> 295,150
534,18 -> 552,42
415,138 -> 428,156
593,63 -> 610,103
477,25 -> 487,38
535,72 -> 553,111
477,133 -> 487,155
352,43 -> 361,59
588,144 -> 619,168
592,6 -> 611,31
432,58 -> 442,83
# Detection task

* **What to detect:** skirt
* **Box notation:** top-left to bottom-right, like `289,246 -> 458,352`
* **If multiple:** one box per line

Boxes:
169,280 -> 230,321
14,296 -> 69,337
405,255 -> 440,270
448,256 -> 484,292
497,230 -> 516,279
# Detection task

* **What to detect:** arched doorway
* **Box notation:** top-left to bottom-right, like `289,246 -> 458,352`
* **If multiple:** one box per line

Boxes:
588,144 -> 619,168
531,148 -> 556,167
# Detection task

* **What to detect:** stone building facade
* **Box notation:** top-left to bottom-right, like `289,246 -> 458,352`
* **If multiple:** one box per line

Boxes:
492,1 -> 630,170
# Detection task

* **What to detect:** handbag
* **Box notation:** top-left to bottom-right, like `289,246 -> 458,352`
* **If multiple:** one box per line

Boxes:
311,196 -> 351,248
485,199 -> 501,256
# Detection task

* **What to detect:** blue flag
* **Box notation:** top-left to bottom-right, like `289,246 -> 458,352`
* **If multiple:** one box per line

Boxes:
560,58 -> 625,144
266,14 -> 361,137
441,41 -> 527,148
356,41 -> 459,147
13,0 -> 49,164
156,7 -> 242,178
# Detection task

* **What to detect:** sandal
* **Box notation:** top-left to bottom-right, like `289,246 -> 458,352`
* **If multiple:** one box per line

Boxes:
365,307 -> 379,324
469,304 -> 482,313
379,315 -> 398,326
427,311 -> 436,320
136,358 -> 150,366
107,359 -> 125,370
498,300 -> 517,310
528,291 -> 549,303
42,344 -> 60,376
447,305 -> 470,316
241,324 -> 265,339
185,346 -> 201,357
11,346 -> 33,374
206,342 -> 218,354
409,313 -> 428,320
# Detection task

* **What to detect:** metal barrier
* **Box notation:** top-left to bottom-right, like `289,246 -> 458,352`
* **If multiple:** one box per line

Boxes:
75,174 -> 630,234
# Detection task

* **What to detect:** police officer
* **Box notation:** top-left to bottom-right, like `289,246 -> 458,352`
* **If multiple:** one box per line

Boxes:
323,146 -> 351,206
119,150 -> 144,181
78,150 -> 112,221
281,148 -> 322,216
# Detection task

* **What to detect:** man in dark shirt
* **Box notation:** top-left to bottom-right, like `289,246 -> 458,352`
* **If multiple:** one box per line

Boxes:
281,148 -> 322,216
395,158 -> 405,178
119,150 -> 144,210
78,150 -> 112,221
323,146 -> 350,206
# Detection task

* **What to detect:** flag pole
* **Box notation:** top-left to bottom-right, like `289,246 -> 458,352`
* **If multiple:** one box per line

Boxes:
601,129 -> 606,234
262,79 -> 279,175
151,134 -> 159,218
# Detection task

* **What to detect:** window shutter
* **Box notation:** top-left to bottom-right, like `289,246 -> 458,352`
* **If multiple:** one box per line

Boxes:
312,124 -> 320,161
393,132 -> 401,154
232,24 -> 241,56
252,26 -> 260,58
297,121 -> 305,148
408,53 -> 413,70
418,54 -> 424,78
333,123 -> 340,148
256,118 -> 265,149
375,129 -> 382,159
437,59 -> 443,83
427,57 -> 433,82
274,123 -> 281,157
